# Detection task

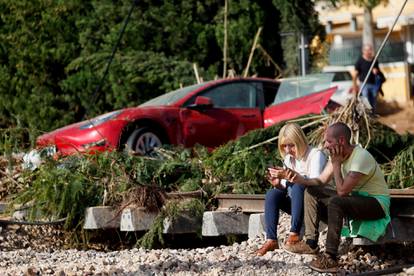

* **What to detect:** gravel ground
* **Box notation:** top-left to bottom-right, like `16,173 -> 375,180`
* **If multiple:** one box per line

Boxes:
1,214 -> 414,276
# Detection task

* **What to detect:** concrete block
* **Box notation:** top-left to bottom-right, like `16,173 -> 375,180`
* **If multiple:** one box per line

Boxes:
120,207 -> 157,232
163,212 -> 202,234
248,213 -> 265,239
83,206 -> 120,229
202,211 -> 250,236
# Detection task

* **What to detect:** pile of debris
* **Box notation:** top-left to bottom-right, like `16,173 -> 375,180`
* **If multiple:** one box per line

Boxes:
0,154 -> 26,201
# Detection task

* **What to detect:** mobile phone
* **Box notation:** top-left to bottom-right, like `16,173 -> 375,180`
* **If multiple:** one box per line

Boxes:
268,166 -> 283,171
268,167 -> 283,178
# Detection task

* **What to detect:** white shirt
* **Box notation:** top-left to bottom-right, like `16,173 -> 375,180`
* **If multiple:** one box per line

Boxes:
280,147 -> 327,187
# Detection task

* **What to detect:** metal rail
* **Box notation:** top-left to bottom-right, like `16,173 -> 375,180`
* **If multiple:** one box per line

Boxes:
0,217 -> 66,226
216,189 -> 414,213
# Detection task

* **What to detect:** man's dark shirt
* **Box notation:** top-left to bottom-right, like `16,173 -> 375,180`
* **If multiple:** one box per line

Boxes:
355,56 -> 379,84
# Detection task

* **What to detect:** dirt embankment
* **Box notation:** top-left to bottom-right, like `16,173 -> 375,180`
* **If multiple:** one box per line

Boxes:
377,101 -> 414,135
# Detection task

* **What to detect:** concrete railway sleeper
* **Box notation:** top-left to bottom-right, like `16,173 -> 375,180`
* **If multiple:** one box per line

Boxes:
1,189 -> 414,244
78,189 -> 414,245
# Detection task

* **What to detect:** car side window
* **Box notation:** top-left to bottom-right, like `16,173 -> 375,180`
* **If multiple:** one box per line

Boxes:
200,83 -> 257,108
262,82 -> 279,107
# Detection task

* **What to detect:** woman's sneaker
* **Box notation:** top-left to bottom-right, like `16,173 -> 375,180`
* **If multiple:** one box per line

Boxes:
283,240 -> 319,255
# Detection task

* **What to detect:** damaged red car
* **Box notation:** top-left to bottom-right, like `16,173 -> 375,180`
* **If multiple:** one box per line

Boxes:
36,76 -> 336,156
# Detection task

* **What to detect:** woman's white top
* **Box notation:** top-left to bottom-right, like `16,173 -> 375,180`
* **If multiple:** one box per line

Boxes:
280,147 -> 327,187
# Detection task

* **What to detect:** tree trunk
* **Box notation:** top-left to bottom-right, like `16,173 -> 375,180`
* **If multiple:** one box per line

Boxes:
362,6 -> 375,48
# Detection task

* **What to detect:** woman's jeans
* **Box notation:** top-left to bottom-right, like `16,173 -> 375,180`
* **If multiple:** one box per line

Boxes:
264,182 -> 305,240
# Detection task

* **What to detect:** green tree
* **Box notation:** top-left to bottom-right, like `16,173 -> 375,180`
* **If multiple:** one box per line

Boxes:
0,0 -> 324,144
0,0 -> 90,131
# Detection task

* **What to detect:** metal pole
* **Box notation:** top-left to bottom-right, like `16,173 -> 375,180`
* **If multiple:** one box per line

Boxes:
300,33 -> 306,76
222,0 -> 228,78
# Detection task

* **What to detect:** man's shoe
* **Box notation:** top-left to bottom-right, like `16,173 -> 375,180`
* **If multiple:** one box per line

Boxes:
309,252 -> 338,273
256,240 -> 279,256
284,240 -> 318,255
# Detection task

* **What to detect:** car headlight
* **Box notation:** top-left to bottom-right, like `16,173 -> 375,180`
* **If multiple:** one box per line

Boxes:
79,110 -> 122,130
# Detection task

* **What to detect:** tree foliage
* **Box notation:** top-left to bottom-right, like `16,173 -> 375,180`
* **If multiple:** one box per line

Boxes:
273,0 -> 325,76
0,0 -> 323,141
0,1 -> 88,130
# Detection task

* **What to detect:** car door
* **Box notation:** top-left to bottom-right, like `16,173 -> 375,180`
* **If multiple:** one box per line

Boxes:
263,85 -> 337,127
180,81 -> 263,148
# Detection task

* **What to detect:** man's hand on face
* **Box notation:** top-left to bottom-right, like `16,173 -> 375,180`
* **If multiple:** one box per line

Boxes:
328,144 -> 346,165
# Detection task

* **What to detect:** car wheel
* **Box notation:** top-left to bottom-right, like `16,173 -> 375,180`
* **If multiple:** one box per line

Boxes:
125,127 -> 163,156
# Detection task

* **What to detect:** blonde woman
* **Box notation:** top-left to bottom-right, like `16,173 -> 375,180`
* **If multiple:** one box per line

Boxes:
256,123 -> 327,256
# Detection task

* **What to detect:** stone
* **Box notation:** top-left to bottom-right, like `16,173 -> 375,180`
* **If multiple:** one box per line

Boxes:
12,210 -> 27,221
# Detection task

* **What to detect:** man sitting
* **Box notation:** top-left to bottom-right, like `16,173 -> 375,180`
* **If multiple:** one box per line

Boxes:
278,122 -> 390,273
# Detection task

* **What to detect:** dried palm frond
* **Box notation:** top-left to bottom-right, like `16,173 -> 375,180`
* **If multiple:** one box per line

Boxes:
307,96 -> 374,147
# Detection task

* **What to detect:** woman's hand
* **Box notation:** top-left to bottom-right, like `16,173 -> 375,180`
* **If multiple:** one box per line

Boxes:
266,174 -> 284,189
268,167 -> 305,184
268,167 -> 288,179
284,168 -> 305,183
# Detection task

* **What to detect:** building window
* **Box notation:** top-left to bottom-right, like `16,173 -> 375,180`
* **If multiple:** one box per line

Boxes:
350,17 -> 357,32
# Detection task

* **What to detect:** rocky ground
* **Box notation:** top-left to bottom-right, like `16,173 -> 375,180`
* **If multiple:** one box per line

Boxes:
1,214 -> 414,276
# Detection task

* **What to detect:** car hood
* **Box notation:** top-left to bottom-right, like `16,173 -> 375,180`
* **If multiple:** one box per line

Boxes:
36,110 -> 125,147
36,106 -> 177,147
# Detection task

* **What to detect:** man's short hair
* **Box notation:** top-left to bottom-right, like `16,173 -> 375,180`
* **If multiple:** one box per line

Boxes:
363,44 -> 373,51
328,122 -> 351,144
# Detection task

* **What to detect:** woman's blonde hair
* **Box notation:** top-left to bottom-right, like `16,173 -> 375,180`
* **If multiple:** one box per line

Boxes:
277,123 -> 309,159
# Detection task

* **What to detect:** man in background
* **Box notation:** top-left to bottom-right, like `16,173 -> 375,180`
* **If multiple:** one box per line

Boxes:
352,44 -> 384,114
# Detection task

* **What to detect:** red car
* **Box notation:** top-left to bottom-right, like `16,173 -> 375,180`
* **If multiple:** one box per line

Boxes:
36,77 -> 336,156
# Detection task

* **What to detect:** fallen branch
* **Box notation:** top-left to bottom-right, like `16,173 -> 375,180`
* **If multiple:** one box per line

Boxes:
243,27 -> 262,77
193,63 -> 201,84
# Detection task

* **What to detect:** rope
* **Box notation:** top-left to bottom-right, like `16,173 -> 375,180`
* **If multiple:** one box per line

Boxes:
81,0 -> 139,143
88,0 -> 138,109
0,217 -> 67,226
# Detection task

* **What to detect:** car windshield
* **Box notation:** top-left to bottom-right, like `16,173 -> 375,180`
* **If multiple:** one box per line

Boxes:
139,82 -> 206,107
273,73 -> 334,105
332,71 -> 352,81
